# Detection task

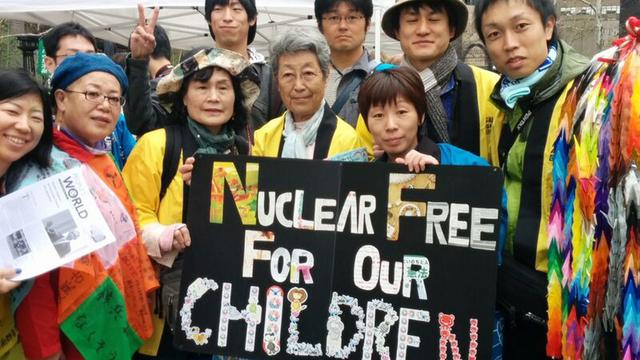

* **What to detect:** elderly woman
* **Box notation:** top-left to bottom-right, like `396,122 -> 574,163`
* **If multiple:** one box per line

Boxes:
252,27 -> 363,159
11,53 -> 157,360
122,47 -> 259,359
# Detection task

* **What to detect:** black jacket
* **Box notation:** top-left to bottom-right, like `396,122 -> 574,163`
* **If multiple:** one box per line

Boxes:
124,57 -> 172,136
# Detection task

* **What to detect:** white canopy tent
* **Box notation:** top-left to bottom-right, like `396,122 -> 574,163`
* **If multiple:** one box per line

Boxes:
0,0 -> 402,59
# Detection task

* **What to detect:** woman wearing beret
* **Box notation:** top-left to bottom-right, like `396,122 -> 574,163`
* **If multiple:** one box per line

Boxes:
122,47 -> 259,359
11,53 -> 158,360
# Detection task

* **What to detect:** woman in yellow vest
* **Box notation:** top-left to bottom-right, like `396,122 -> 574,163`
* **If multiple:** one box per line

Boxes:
123,47 -> 260,359
252,27 -> 364,159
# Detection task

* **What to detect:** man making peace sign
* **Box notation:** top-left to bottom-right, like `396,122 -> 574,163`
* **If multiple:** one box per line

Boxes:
124,5 -> 175,136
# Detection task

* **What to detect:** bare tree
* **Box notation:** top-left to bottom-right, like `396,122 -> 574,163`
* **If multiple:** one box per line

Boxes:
0,19 -> 21,69
620,0 -> 640,37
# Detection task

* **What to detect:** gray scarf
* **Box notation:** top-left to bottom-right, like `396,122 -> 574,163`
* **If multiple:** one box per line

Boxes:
402,45 -> 458,143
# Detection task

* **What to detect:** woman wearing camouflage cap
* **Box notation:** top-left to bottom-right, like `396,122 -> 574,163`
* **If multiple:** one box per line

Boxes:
122,47 -> 259,359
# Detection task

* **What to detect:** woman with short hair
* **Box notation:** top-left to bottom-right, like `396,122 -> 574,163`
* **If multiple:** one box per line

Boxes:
359,65 -> 507,359
252,27 -> 364,160
359,65 -> 495,171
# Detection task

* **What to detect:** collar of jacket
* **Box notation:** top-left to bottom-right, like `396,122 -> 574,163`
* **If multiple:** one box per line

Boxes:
278,102 -> 338,160
248,47 -> 266,65
333,47 -> 379,76
490,40 -> 589,112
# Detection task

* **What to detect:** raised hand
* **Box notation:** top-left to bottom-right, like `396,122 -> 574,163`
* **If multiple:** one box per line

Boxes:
130,4 -> 159,60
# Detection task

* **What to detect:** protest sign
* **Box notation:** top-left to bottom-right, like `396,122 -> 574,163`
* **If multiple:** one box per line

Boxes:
174,155 -> 503,360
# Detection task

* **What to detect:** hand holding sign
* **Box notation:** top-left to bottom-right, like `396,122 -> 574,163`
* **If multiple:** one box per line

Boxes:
173,224 -> 191,251
180,156 -> 196,186
130,4 -> 159,60
395,149 -> 439,173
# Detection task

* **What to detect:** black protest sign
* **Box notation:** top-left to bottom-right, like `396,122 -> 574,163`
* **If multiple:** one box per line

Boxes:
174,155 -> 503,360
329,163 -> 501,360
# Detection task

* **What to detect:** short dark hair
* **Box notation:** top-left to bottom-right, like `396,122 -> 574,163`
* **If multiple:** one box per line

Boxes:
389,2 -> 455,36
204,0 -> 257,45
181,47 -> 209,62
0,69 -> 53,173
171,66 -> 248,135
358,66 -> 426,130
315,0 -> 374,31
110,52 -> 128,70
43,22 -> 96,57
152,24 -> 172,60
474,0 -> 558,43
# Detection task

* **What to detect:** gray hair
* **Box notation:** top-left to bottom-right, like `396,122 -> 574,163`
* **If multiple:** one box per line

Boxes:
270,27 -> 331,78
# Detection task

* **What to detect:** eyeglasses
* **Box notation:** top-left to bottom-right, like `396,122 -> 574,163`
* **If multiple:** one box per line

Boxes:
322,15 -> 365,25
64,90 -> 125,107
53,51 -> 96,60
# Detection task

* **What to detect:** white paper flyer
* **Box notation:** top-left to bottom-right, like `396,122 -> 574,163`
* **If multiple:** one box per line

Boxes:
0,166 -> 116,281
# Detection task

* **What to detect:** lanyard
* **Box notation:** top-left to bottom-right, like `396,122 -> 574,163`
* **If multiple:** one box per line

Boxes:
498,108 -> 535,166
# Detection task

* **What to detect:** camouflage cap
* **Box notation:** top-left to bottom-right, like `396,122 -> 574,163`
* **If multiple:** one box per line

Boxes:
157,47 -> 260,113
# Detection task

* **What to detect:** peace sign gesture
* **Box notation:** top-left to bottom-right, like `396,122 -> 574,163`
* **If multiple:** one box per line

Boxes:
130,4 -> 160,60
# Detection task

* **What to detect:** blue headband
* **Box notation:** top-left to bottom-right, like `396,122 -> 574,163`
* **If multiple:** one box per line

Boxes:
374,63 -> 399,72
51,52 -> 128,95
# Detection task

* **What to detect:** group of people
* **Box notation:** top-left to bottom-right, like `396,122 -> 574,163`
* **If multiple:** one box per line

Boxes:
0,0 -> 593,358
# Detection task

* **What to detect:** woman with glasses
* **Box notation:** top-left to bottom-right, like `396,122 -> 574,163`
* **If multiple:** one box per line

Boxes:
11,53 -> 158,360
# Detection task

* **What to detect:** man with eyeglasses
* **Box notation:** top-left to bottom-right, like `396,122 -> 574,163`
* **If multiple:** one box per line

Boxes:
42,22 -> 136,170
43,22 -> 96,75
315,0 -> 378,128
379,0 -> 502,160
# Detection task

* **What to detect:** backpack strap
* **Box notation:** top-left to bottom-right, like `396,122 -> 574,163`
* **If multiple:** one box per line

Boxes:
451,63 -> 481,155
159,125 -> 182,202
266,64 -> 284,121
331,72 -> 365,115
179,124 -> 198,223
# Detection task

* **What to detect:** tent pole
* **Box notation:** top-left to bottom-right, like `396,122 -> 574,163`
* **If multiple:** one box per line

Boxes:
374,7 -> 381,63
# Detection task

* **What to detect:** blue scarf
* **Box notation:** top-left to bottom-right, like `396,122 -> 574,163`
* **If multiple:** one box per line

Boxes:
500,42 -> 558,109
281,104 -> 325,159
